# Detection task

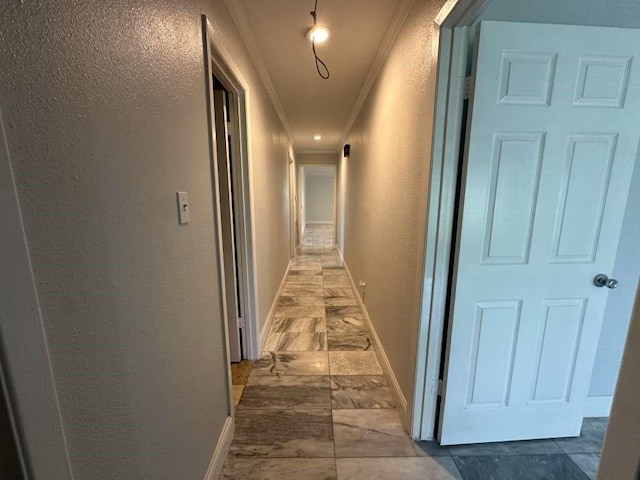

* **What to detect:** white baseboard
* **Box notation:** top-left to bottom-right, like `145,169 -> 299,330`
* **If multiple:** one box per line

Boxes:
337,248 -> 410,430
306,221 -> 333,225
203,415 -> 234,480
584,395 -> 613,418
259,259 -> 292,351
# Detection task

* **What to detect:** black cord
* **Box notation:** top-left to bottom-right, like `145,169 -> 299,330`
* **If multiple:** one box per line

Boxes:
312,41 -> 330,79
310,0 -> 330,79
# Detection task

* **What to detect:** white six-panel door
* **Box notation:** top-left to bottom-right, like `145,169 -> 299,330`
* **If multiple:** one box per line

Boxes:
439,21 -> 640,445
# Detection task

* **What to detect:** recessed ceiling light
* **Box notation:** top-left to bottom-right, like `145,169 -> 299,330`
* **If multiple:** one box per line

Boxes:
307,25 -> 330,44
313,135 -> 322,141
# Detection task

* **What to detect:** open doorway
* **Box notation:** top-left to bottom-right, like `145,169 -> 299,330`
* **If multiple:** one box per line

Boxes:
298,165 -> 337,250
437,20 -> 640,445
414,6 -> 640,478
211,78 -> 245,363
202,17 -> 259,416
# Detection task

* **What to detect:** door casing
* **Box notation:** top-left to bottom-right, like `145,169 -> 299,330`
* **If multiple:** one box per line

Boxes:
412,0 -> 493,440
288,154 -> 297,257
297,164 -> 338,247
202,16 -> 260,369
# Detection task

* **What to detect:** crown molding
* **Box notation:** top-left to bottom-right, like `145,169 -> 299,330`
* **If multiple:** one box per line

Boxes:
223,0 -> 297,150
438,0 -> 492,27
338,0 -> 416,147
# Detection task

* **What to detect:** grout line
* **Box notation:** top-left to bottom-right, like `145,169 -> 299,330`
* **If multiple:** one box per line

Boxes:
235,233 -> 593,477
324,261 -> 338,463
248,229 -> 426,472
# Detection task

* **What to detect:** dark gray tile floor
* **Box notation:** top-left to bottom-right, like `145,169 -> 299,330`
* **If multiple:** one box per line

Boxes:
453,454 -> 589,480
222,235 -> 608,479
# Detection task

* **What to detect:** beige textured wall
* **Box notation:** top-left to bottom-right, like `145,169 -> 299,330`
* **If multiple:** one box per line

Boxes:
340,0 -> 446,413
249,107 -> 291,336
0,1 -> 289,478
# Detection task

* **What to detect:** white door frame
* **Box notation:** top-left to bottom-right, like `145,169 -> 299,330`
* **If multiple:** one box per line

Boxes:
288,153 -> 297,257
202,16 -> 260,366
297,164 -> 338,247
411,0 -> 493,440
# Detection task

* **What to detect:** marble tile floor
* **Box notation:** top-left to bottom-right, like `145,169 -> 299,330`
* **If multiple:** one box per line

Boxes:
222,248 -> 607,479
300,223 -> 335,251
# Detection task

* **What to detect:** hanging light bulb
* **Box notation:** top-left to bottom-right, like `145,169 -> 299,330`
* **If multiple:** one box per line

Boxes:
307,24 -> 330,43
308,0 -> 330,79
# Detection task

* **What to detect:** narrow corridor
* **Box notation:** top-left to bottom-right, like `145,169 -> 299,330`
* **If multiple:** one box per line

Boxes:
222,227 -> 606,479
221,228 -> 461,479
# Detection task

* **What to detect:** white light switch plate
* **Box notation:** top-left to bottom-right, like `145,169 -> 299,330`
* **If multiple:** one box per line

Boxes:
177,192 -> 190,225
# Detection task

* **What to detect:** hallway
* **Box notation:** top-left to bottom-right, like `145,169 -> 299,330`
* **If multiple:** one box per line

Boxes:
221,232 -> 605,479
2,3 -> 637,479
221,244 -> 461,479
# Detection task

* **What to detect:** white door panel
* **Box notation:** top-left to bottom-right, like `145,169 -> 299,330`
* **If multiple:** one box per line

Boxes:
440,21 -> 640,445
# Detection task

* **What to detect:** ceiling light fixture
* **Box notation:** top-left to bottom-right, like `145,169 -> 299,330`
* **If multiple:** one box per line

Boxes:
307,24 -> 330,43
309,0 -> 330,79
313,135 -> 322,140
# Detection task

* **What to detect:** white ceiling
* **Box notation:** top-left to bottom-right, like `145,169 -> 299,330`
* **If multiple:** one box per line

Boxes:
233,0 -> 409,153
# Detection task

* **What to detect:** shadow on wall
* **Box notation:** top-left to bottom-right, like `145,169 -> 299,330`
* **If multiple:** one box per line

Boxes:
0,388 -> 23,479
